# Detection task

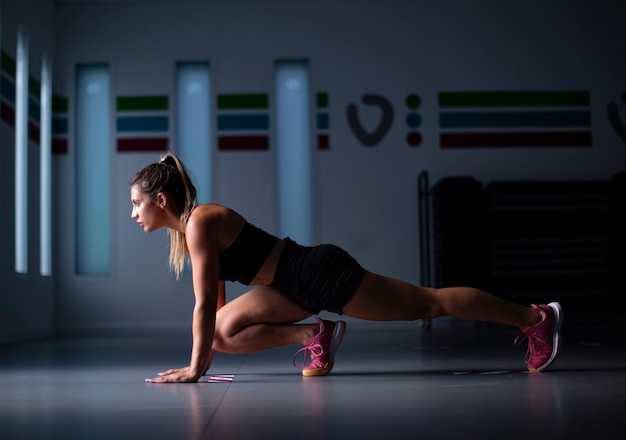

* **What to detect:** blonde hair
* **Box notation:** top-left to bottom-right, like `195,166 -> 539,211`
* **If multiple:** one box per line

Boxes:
131,152 -> 198,278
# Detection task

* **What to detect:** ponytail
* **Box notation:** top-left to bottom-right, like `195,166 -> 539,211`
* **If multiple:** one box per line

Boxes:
131,152 -> 198,278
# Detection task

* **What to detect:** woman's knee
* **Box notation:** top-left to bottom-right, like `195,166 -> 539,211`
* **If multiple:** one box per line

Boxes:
212,311 -> 243,354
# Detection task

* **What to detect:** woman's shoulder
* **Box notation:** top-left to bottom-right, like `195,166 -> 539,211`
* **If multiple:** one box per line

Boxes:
191,203 -> 245,222
186,203 -> 246,243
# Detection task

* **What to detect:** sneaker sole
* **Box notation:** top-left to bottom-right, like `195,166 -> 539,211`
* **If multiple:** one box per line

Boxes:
301,320 -> 347,377
532,302 -> 563,372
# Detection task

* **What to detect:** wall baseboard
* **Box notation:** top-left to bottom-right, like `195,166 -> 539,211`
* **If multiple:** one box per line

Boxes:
0,328 -> 55,345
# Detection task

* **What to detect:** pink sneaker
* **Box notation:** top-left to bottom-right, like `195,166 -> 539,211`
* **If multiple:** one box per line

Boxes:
292,318 -> 346,377
514,302 -> 563,372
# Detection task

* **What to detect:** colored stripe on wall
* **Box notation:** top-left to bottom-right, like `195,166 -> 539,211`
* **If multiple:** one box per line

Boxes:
1,101 -> 14,126
52,116 -> 68,135
317,134 -> 329,150
52,96 -> 69,155
29,76 -> 40,98
52,138 -> 68,154
441,132 -> 592,148
1,51 -> 16,78
440,111 -> 591,129
29,96 -> 40,121
316,92 -> 330,150
116,94 -> 170,152
117,115 -> 169,132
439,91 -> 590,108
217,93 -> 270,151
117,95 -> 168,111
28,121 -> 40,144
218,94 -> 268,110
1,51 -> 16,128
0,100 -> 41,144
1,76 -> 15,104
118,137 -> 169,152
316,113 -> 329,130
53,96 -> 69,113
438,90 -> 592,148
217,114 -> 269,131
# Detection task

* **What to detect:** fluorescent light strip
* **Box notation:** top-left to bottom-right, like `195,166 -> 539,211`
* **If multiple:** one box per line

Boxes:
275,60 -> 313,244
15,26 -> 28,274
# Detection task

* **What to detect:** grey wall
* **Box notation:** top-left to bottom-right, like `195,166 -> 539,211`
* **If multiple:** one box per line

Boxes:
0,0 -> 56,342
2,0 -> 625,340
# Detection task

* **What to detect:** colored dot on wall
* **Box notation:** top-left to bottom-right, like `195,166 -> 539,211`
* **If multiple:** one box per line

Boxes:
406,113 -> 422,128
317,92 -> 328,108
318,134 -> 329,150
405,94 -> 421,109
317,113 -> 329,130
407,131 -> 422,147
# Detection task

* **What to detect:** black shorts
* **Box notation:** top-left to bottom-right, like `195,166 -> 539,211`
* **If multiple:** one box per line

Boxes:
269,238 -> 366,315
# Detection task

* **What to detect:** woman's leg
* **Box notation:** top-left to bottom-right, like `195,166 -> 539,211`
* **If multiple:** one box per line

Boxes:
342,272 -> 542,329
212,286 -> 317,354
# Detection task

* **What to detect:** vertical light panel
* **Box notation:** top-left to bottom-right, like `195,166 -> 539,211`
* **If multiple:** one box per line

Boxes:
15,26 -> 29,274
275,60 -> 313,244
75,65 -> 110,275
176,62 -> 212,203
40,53 -> 52,276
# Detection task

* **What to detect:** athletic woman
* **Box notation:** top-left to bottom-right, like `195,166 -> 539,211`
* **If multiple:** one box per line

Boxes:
131,153 -> 563,383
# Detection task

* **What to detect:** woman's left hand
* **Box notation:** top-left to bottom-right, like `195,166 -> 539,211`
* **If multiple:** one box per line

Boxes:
145,366 -> 199,383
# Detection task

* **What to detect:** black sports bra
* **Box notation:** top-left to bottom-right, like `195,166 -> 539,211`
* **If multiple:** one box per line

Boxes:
218,222 -> 278,285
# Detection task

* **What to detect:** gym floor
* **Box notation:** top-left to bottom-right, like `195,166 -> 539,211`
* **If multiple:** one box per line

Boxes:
1,318 -> 625,439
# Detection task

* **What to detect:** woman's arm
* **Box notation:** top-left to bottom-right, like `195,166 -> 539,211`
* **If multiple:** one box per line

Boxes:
187,215 -> 221,380
146,214 -> 220,383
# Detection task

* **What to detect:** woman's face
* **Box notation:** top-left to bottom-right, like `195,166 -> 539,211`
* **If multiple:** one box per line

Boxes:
130,185 -> 164,233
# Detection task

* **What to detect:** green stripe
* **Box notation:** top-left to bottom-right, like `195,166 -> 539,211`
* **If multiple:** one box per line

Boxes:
218,94 -> 268,110
29,76 -> 40,97
53,96 -> 69,114
439,91 -> 590,107
316,92 -> 328,109
1,51 -> 16,77
117,95 -> 168,111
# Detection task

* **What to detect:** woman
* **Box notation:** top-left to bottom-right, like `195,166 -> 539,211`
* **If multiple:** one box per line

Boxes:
132,153 -> 563,383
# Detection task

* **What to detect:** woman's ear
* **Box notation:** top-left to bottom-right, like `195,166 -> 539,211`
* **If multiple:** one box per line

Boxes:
156,192 -> 167,208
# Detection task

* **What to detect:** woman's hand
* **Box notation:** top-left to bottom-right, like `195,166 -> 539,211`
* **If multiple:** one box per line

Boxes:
145,366 -> 200,383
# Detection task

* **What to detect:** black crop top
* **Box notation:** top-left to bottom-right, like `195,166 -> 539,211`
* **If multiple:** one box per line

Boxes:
218,222 -> 278,285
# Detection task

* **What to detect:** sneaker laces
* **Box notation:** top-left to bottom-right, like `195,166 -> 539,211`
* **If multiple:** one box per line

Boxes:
292,341 -> 325,369
514,331 -> 549,363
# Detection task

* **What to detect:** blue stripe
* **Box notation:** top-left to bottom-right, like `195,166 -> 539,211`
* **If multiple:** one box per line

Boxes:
29,96 -> 40,121
217,114 -> 269,131
317,113 -> 329,130
439,111 -> 591,129
1,76 -> 15,104
117,115 -> 169,133
52,116 -> 68,135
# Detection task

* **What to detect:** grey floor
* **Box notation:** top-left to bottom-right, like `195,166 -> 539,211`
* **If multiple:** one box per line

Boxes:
1,319 -> 625,440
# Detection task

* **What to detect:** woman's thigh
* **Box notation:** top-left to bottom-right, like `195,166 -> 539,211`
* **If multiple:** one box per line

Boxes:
341,272 -> 439,321
216,286 -> 312,335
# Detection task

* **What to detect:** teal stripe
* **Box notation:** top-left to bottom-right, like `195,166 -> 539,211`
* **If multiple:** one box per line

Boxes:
28,96 -> 40,121
440,111 -> 591,129
52,116 -> 68,136
317,113 -> 329,130
217,114 -> 269,131
117,115 -> 169,133
1,75 -> 15,104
